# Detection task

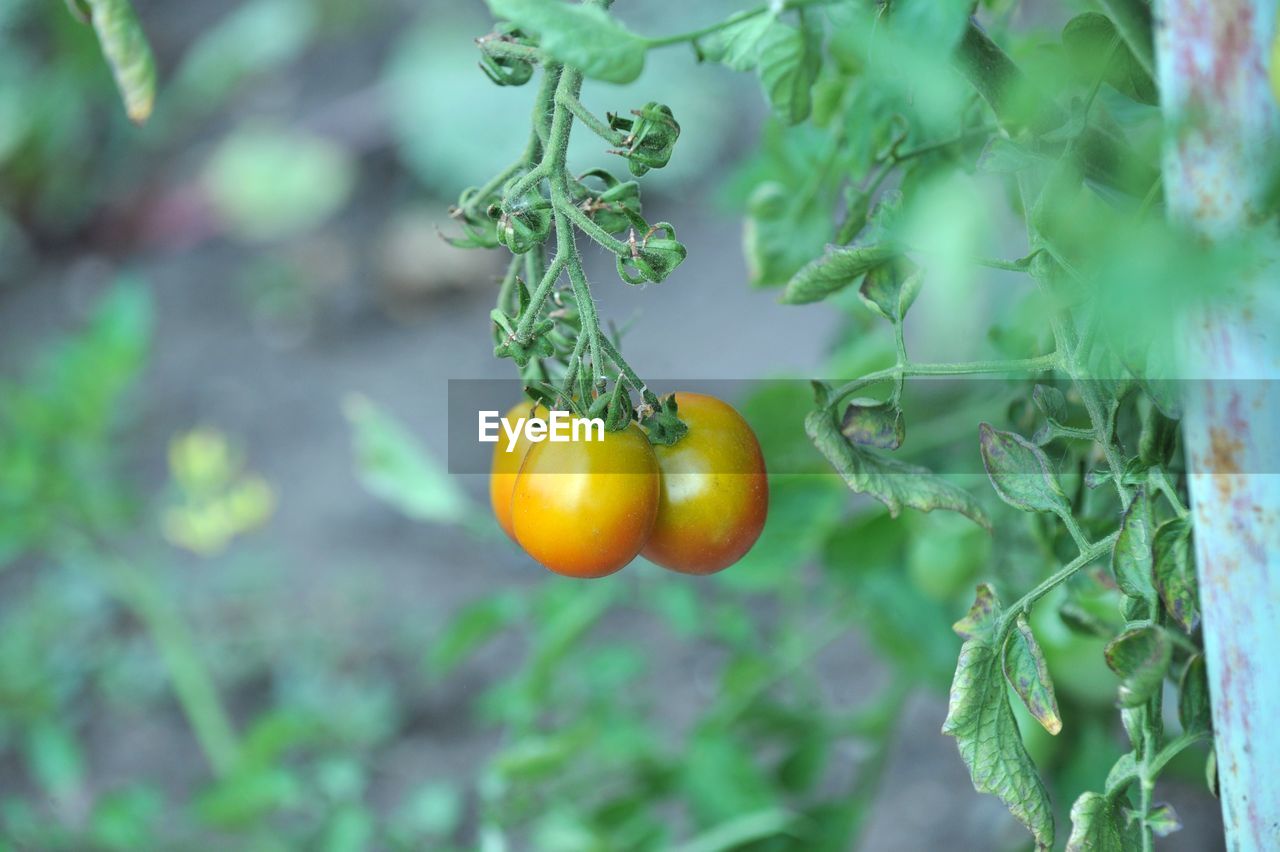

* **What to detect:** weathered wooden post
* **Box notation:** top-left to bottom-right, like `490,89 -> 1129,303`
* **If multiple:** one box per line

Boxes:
1156,2 -> 1280,848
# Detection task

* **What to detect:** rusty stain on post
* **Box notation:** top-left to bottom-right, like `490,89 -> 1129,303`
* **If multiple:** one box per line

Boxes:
1157,1 -> 1280,849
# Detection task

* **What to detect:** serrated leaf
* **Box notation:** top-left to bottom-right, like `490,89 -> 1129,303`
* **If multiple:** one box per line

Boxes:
1153,518 -> 1198,631
1178,654 -> 1212,735
1066,791 -> 1139,852
487,0 -> 646,84
806,408 -> 990,529
1061,12 -> 1157,105
858,259 -> 921,323
1112,488 -> 1155,600
1104,626 -> 1171,708
943,633 -> 1054,849
781,244 -> 896,304
85,0 -> 157,123
953,583 -> 1002,642
1004,615 -> 1062,735
978,424 -> 1069,515
756,14 -> 821,124
841,398 -> 904,450
697,12 -> 778,71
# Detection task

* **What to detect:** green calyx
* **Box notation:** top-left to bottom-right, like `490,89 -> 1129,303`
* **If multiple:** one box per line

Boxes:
608,102 -> 680,176
617,223 -> 686,285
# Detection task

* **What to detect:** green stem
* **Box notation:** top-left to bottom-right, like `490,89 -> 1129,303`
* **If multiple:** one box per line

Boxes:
599,334 -> 661,408
830,352 -> 1060,405
998,532 -> 1118,636
561,200 -> 630,255
556,90 -> 625,146
642,0 -> 834,49
102,555 -> 239,777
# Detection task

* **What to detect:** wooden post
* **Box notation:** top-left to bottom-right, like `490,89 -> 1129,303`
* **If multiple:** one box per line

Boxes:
1156,2 -> 1280,848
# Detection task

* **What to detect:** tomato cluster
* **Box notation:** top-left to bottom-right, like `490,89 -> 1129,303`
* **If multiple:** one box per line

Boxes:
489,393 -> 768,578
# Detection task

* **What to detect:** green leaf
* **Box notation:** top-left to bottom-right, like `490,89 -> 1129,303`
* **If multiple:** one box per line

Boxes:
196,767 -> 301,827
1111,488 -> 1155,601
781,244 -> 896,304
1004,614 -> 1062,735
1065,791 -> 1139,852
858,259 -> 921,323
978,423 -> 1069,515
1031,384 -> 1068,423
344,394 -> 473,525
428,593 -> 524,677
756,14 -> 821,124
806,408 -> 990,529
487,0 -> 646,84
1178,653 -> 1212,735
696,12 -> 778,71
743,181 -> 833,287
1104,626 -> 1171,708
1152,518 -> 1198,631
84,0 -> 157,123
841,398 -> 904,450
1061,12 -> 1158,106
943,627 -> 1055,849
672,808 -> 798,852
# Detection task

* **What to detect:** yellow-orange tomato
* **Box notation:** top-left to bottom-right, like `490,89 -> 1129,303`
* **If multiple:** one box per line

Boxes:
642,393 -> 768,575
512,420 -> 659,579
489,402 -> 547,540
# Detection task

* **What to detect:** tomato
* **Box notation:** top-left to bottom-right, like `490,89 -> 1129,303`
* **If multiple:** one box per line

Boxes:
512,420 -> 660,578
641,393 -> 768,575
489,402 -> 547,540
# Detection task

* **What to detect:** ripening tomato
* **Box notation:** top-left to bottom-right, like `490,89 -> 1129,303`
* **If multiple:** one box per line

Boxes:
489,402 -> 547,540
512,420 -> 660,578
641,393 -> 768,575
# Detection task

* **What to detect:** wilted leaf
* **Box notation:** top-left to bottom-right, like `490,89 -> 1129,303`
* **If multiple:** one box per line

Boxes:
1153,518 -> 1198,631
487,0 -> 647,84
84,0 -> 157,123
841,398 -> 905,450
943,628 -> 1054,849
781,244 -> 896,304
1112,488 -> 1155,600
1004,614 -> 1062,735
807,408 -> 990,529
1104,626 -> 1171,708
953,583 -> 1001,642
858,259 -> 921,323
756,14 -> 821,124
978,424 -> 1069,515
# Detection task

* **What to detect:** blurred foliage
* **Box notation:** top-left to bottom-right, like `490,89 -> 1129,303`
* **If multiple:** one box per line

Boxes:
0,0 -> 1234,850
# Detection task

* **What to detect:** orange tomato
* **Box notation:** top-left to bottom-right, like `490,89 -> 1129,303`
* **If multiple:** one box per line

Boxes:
512,420 -> 660,578
489,402 -> 546,540
642,393 -> 768,575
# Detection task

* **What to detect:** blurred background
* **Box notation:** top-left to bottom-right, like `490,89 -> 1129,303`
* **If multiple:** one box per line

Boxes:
0,0 -> 1223,849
